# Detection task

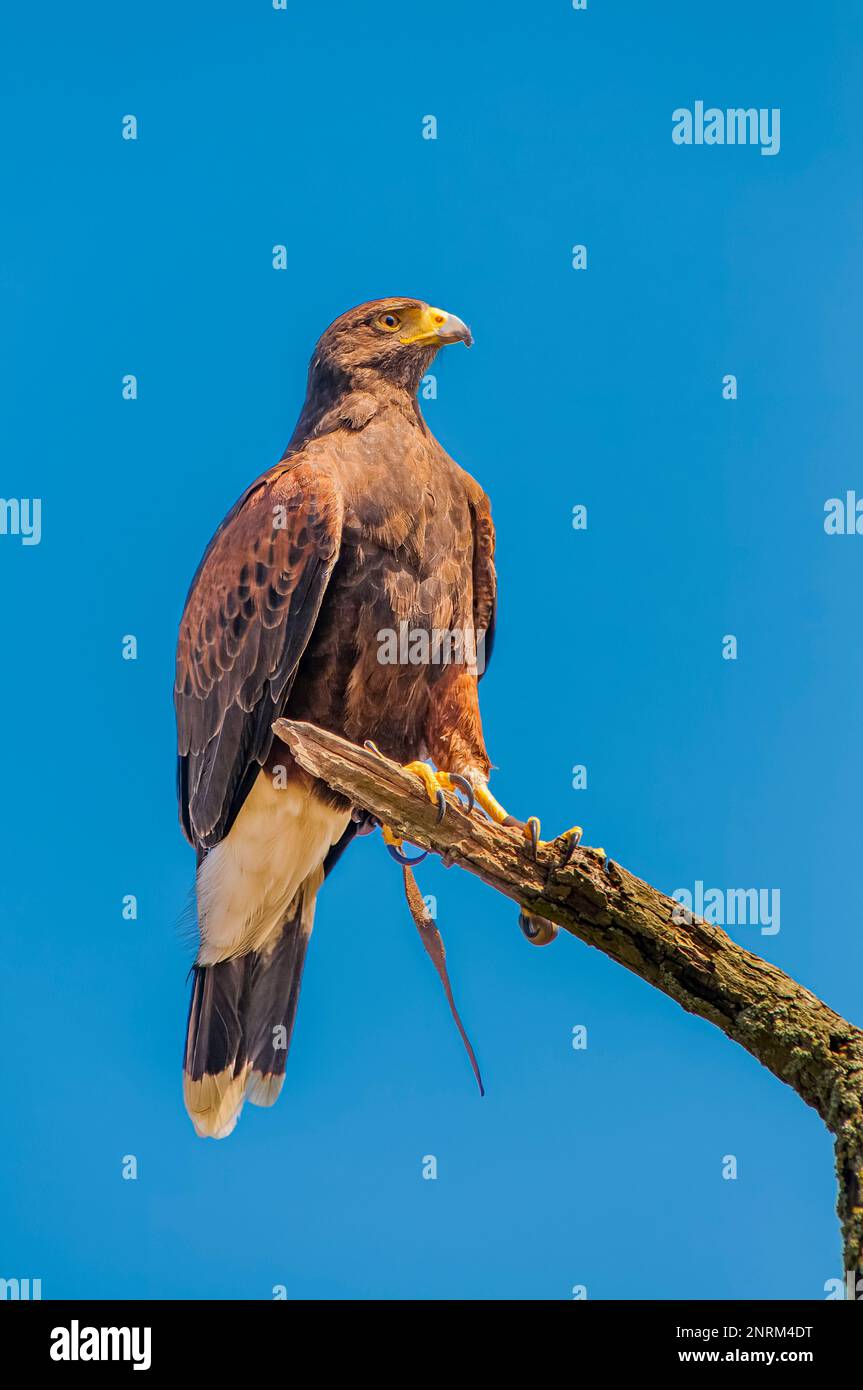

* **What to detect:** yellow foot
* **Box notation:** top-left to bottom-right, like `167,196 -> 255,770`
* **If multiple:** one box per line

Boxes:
554,825 -> 606,866
473,787 -> 606,867
363,744 -> 474,862
472,784 -> 541,852
401,760 -> 476,823
554,826 -> 599,864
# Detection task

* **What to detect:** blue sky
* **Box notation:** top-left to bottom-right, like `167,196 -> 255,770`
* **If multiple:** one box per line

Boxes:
1,0 -> 861,1299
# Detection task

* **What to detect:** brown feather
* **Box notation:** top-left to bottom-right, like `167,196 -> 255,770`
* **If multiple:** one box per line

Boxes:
175,462 -> 343,847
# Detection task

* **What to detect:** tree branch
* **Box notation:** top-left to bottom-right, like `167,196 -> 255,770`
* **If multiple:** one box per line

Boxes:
274,718 -> 863,1285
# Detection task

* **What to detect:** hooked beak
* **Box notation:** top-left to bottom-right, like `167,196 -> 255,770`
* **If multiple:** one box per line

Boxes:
400,305 -> 473,348
432,310 -> 473,347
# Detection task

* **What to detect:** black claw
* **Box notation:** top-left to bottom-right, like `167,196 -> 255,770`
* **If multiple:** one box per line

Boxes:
528,818 -> 540,859
435,788 -> 447,824
562,830 -> 583,865
352,808 -> 378,837
518,911 -> 558,946
387,843 -> 429,867
518,911 -> 540,940
364,739 -> 384,758
448,774 -> 475,814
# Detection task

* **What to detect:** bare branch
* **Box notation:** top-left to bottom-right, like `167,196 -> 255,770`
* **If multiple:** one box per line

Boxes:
274,718 -> 863,1283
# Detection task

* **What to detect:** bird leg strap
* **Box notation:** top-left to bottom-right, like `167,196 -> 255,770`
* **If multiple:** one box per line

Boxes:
401,866 -> 485,1097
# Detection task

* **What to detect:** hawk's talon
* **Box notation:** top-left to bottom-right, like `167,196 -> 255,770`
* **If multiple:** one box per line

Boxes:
559,826 -> 584,865
526,816 -> 540,858
518,911 -> 559,947
477,791 -> 544,859
477,789 -> 599,868
447,773 -> 475,815
387,843 -> 429,867
500,812 -> 541,856
382,821 -> 428,866
352,808 -> 378,837
402,761 -> 475,822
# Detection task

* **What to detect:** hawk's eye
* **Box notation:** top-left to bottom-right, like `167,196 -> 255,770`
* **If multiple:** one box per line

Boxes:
377,312 -> 401,332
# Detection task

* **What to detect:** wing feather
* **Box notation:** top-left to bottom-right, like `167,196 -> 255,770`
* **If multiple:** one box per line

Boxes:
175,460 -> 343,848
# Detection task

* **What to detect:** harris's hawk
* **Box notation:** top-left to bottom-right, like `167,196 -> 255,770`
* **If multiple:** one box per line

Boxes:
175,298 -> 572,1138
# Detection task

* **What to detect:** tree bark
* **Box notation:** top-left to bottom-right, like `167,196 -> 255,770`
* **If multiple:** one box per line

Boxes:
274,718 -> 863,1287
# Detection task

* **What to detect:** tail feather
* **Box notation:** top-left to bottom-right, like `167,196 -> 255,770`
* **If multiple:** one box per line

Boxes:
243,876 -> 319,1108
182,872 -> 321,1138
183,956 -> 251,1138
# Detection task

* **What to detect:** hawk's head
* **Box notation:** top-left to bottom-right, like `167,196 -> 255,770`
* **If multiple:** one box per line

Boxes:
308,297 -> 472,395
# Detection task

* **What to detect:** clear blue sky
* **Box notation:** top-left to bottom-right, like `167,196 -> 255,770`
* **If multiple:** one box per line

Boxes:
1,1 -> 861,1299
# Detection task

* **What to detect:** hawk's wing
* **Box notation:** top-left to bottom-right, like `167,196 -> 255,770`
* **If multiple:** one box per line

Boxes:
175,460 -> 344,849
469,489 -> 497,679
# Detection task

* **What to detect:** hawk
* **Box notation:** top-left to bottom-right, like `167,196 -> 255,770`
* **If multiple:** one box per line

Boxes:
175,298 -> 568,1138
